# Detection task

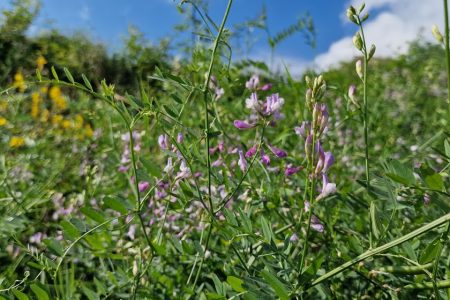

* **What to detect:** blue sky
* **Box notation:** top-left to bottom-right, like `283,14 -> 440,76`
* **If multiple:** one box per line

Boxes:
0,0 -> 443,73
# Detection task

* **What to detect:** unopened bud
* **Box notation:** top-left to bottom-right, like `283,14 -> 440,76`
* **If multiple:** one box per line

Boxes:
358,3 -> 366,13
432,25 -> 444,43
368,44 -> 376,61
361,12 -> 369,23
346,8 -> 358,24
353,32 -> 363,51
356,60 -> 363,80
305,76 -> 311,87
348,85 -> 359,107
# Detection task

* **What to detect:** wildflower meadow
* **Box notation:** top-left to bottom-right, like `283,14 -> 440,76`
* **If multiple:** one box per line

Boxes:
0,0 -> 449,299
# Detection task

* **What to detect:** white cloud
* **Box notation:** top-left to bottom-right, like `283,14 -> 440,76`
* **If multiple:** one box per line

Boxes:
314,0 -> 443,70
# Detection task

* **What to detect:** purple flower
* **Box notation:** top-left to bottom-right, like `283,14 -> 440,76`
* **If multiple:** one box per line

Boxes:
322,151 -> 334,173
163,157 -> 173,173
238,150 -> 247,171
264,93 -> 284,115
261,149 -> 270,165
285,164 -> 302,176
294,121 -> 311,138
138,181 -> 150,193
177,132 -> 184,143
311,215 -> 325,233
176,160 -> 191,180
260,83 -> 272,91
212,158 -> 223,167
289,233 -> 299,242
245,75 -> 260,90
245,145 -> 257,158
348,85 -> 357,105
233,120 -> 256,130
158,134 -> 169,149
423,193 -> 431,206
245,92 -> 260,111
316,174 -> 337,200
268,145 -> 288,158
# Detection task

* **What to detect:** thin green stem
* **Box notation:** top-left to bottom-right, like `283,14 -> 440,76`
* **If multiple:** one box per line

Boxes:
358,19 -> 372,248
444,0 -> 450,121
298,131 -> 317,275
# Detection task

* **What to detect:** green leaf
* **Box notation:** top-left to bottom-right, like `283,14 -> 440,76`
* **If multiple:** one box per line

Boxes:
60,220 -> 80,240
12,289 -> 29,300
43,238 -> 64,256
425,173 -> 444,191
81,207 -> 106,223
51,66 -> 59,82
163,105 -> 178,118
444,139 -> 450,158
82,74 -> 93,91
261,269 -> 290,300
63,67 -> 74,84
30,284 -> 49,300
103,198 -> 128,214
419,237 -> 442,264
227,276 -> 246,293
81,285 -> 99,300
35,69 -> 42,82
385,160 -> 415,186
260,216 -> 273,243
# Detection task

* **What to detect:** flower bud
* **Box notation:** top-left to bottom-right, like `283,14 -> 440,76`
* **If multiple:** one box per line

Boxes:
346,7 -> 358,24
353,32 -> 363,51
432,25 -> 444,43
233,120 -> 256,130
368,44 -> 376,61
360,12 -> 369,23
348,85 -> 358,106
358,3 -> 365,13
356,60 -> 363,79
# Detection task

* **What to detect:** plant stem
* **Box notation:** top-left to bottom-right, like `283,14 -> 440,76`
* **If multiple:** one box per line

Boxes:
191,0 -> 233,289
444,0 -> 450,121
298,130 -> 317,275
358,21 -> 373,248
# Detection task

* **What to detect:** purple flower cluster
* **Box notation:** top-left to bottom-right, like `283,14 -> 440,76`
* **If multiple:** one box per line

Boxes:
294,76 -> 338,233
233,75 -> 298,174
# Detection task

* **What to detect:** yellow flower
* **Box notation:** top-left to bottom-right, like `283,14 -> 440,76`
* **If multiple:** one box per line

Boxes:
13,72 -> 26,92
84,124 -> 94,138
0,117 -> 7,126
40,86 -> 48,94
36,55 -> 47,71
74,114 -> 84,129
53,97 -> 67,110
31,92 -> 41,118
49,86 -> 61,100
62,119 -> 72,129
9,136 -> 25,148
40,109 -> 49,122
52,114 -> 63,125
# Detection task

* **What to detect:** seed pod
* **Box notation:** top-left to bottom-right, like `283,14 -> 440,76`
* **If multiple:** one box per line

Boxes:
432,25 -> 444,43
368,44 -> 376,61
353,32 -> 363,51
